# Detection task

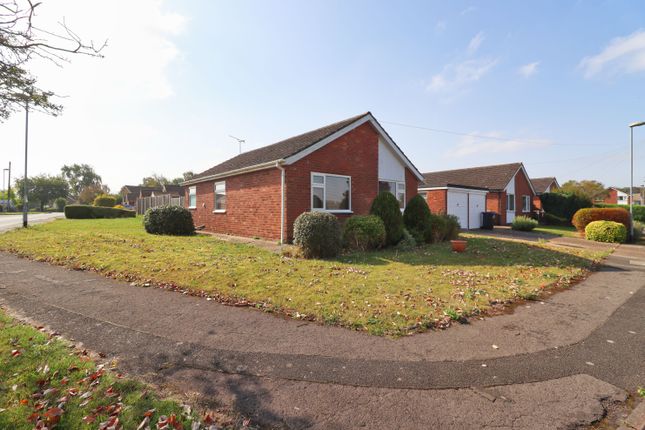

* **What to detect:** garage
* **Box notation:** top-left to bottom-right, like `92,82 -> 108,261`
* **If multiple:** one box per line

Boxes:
446,188 -> 488,229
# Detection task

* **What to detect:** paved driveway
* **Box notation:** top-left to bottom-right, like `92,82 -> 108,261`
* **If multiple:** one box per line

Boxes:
0,213 -> 63,232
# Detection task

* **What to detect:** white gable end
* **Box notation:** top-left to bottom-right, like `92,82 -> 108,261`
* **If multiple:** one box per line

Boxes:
378,137 -> 405,181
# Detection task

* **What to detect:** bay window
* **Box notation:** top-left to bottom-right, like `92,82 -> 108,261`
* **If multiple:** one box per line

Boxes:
311,173 -> 351,212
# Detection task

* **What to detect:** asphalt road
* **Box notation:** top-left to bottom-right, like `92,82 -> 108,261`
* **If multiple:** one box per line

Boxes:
0,213 -> 63,232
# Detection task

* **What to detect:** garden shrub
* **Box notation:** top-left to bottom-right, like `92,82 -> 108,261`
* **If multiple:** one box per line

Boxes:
443,214 -> 460,240
585,221 -> 627,243
113,204 -> 126,210
394,228 -> 417,250
293,211 -> 342,258
369,192 -> 404,246
403,195 -> 432,243
343,215 -> 386,250
572,207 -> 630,232
93,194 -> 117,207
64,204 -> 135,219
595,203 -> 645,223
511,215 -> 538,231
428,214 -> 447,243
54,197 -> 67,212
541,212 -> 568,226
540,192 -> 592,221
143,205 -> 195,236
633,220 -> 644,242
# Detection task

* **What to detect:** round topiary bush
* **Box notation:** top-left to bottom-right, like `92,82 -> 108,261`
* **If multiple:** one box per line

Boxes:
511,215 -> 538,231
370,191 -> 404,246
144,205 -> 195,236
403,194 -> 432,243
343,215 -> 386,250
293,211 -> 342,258
585,220 -> 627,243
93,194 -> 117,208
572,207 -> 630,232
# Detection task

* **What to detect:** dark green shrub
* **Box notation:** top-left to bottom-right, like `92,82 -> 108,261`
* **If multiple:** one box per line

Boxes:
64,204 -> 135,219
369,192 -> 404,246
403,195 -> 432,244
93,194 -> 117,207
585,220 -> 627,243
633,221 -> 644,242
343,215 -> 386,250
541,212 -> 568,226
293,211 -> 342,258
540,192 -> 592,221
511,215 -> 538,231
595,203 -> 645,223
394,228 -> 417,250
572,207 -> 630,232
54,197 -> 67,212
143,205 -> 194,236
428,214 -> 446,243
443,214 -> 460,240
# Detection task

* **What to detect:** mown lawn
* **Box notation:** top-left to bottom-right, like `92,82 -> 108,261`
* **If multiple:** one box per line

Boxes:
533,225 -> 581,238
0,309 -> 209,429
0,218 -> 610,336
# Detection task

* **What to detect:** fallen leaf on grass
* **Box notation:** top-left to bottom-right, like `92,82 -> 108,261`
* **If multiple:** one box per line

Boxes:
11,349 -> 21,357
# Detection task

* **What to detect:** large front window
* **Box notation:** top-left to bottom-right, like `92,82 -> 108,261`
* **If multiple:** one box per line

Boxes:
311,173 -> 351,211
379,180 -> 406,209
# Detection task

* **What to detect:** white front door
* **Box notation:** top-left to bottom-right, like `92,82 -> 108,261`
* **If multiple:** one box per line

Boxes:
447,191 -> 468,230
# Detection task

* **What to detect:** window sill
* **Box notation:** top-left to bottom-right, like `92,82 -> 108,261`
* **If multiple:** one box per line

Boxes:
188,207 -> 196,210
212,209 -> 226,213
313,209 -> 353,214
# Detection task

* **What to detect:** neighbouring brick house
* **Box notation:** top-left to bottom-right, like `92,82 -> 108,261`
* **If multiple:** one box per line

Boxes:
530,177 -> 560,210
598,187 -> 630,205
120,184 -> 184,206
183,112 -> 424,242
419,162 -> 537,226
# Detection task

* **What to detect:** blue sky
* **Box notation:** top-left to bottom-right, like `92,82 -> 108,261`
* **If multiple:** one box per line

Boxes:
1,0 -> 645,190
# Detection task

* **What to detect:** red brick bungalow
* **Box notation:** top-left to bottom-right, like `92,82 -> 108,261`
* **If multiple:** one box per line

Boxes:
183,113 -> 424,242
530,177 -> 560,210
419,162 -> 537,226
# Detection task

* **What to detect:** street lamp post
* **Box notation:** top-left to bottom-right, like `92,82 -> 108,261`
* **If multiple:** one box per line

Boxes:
22,99 -> 29,227
629,121 -> 645,239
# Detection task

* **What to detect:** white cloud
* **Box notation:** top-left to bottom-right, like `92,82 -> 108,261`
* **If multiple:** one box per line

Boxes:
426,58 -> 498,93
447,132 -> 551,157
467,32 -> 485,55
461,6 -> 477,15
579,30 -> 645,78
518,61 -> 540,78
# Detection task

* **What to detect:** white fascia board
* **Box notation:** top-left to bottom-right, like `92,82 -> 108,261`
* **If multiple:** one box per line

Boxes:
283,113 -> 425,181
181,160 -> 283,186
504,164 -> 537,195
419,186 -> 488,194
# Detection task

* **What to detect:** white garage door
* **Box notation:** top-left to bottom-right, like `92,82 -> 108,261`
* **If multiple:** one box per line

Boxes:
447,191 -> 468,230
468,193 -> 486,229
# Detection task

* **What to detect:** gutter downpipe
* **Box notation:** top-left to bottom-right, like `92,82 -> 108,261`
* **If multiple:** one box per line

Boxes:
276,161 -> 285,244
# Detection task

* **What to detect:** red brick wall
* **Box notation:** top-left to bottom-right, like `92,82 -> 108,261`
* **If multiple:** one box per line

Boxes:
603,189 -> 618,204
533,195 -> 542,210
186,168 -> 282,240
405,168 -> 419,206
514,169 -> 535,218
486,192 -> 506,225
425,189 -> 447,214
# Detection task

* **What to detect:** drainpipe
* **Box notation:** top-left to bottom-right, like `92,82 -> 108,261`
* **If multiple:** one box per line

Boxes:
276,161 -> 285,244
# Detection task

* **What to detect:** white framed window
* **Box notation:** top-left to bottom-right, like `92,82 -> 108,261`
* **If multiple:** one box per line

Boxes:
506,193 -> 515,211
214,181 -> 226,212
522,195 -> 531,212
311,173 -> 351,212
378,180 -> 406,209
188,186 -> 197,209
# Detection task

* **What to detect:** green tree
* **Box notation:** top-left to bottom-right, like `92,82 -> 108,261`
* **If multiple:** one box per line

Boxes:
61,164 -> 103,199
78,184 -> 109,205
171,171 -> 195,185
141,174 -> 169,187
559,180 -> 608,201
14,175 -> 68,211
0,1 -> 105,121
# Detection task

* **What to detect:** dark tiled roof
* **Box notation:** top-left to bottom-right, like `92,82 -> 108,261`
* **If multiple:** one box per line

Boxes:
162,184 -> 184,197
192,113 -> 370,181
121,186 -> 163,203
531,177 -> 557,194
421,162 -> 523,191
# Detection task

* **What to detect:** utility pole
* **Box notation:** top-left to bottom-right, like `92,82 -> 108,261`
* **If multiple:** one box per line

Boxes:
23,99 -> 29,227
6,161 -> 11,210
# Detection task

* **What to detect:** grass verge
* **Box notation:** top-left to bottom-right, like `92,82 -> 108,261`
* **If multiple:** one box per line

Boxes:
0,218 -> 611,336
533,225 -> 581,238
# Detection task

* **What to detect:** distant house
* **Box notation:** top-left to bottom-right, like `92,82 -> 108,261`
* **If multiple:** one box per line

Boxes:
600,187 -> 629,205
182,112 -> 424,242
120,184 -> 184,206
419,162 -> 537,227
530,177 -> 560,209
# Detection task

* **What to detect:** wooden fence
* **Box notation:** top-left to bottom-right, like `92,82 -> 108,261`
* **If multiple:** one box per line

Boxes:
136,195 -> 185,215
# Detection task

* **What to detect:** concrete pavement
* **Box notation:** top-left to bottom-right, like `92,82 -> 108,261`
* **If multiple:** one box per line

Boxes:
0,243 -> 643,428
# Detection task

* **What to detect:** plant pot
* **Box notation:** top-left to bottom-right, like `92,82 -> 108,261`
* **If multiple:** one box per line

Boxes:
450,240 -> 467,252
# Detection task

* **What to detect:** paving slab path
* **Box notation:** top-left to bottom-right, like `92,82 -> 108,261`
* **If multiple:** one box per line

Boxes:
0,240 -> 643,429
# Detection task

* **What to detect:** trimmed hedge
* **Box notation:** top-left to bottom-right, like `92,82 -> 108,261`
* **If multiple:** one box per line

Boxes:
343,215 -> 386,251
293,211 -> 342,258
633,220 -> 644,242
64,204 -> 135,219
93,194 -> 117,207
511,215 -> 538,231
572,207 -> 630,232
540,192 -> 592,221
585,220 -> 627,243
594,203 -> 645,223
143,206 -> 194,236
403,195 -> 432,244
370,192 -> 404,246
